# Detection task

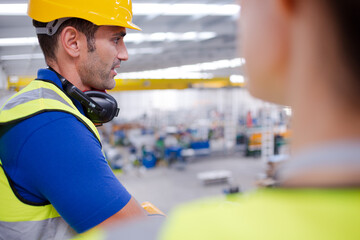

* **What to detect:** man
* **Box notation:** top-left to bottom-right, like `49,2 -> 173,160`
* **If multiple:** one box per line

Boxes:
159,0 -> 360,239
0,0 -> 148,239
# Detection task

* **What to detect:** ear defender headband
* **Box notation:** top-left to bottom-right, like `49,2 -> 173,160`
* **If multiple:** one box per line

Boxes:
36,18 -> 72,36
48,67 -> 119,125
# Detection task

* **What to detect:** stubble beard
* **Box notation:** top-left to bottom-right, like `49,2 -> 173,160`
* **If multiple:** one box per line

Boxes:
79,56 -> 116,90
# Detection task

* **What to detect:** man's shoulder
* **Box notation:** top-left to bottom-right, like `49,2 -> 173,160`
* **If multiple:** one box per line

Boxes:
1,111 -> 93,146
13,111 -> 83,133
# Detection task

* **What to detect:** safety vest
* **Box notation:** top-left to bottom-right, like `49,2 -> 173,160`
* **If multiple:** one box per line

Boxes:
160,188 -> 360,240
0,79 -> 101,239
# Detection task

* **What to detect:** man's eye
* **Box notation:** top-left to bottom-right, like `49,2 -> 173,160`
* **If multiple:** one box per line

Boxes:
114,38 -> 121,44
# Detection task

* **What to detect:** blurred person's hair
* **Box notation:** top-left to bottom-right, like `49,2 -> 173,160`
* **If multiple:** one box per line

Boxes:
33,18 -> 99,62
325,0 -> 360,107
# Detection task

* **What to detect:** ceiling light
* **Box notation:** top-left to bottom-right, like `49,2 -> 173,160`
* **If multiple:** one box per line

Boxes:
119,71 -> 214,80
0,4 -> 27,15
0,32 -> 216,47
125,32 -> 217,44
117,58 -> 246,79
128,47 -> 163,55
0,37 -> 38,47
174,58 -> 245,72
230,75 -> 245,83
133,4 -> 240,16
0,3 -> 240,17
0,47 -> 163,61
0,53 -> 44,61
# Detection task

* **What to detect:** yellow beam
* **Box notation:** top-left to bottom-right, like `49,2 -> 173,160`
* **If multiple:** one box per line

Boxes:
7,76 -> 34,91
8,76 -> 245,92
111,77 -> 245,91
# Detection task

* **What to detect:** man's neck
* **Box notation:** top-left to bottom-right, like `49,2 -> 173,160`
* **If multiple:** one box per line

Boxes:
48,62 -> 89,91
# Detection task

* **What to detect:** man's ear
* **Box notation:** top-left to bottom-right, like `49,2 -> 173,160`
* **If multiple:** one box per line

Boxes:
59,26 -> 83,58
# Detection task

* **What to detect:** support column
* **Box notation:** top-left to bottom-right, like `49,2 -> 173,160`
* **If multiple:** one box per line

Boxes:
0,65 -> 7,90
0,65 -> 13,107
261,104 -> 275,162
236,0 -> 242,61
223,89 -> 238,153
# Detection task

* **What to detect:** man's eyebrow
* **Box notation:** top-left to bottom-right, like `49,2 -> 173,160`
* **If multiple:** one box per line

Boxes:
113,32 -> 127,37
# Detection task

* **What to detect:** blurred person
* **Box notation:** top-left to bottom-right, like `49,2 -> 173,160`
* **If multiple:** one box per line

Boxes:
159,0 -> 360,239
0,0 -> 153,239
95,0 -> 360,239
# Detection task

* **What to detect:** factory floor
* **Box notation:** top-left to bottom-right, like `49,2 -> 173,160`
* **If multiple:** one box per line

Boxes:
116,156 -> 266,214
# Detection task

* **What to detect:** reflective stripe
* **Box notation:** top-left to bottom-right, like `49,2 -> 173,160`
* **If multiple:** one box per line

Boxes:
0,165 -> 76,239
0,217 -> 76,240
0,80 -> 101,141
2,88 -> 73,111
1,80 -> 74,111
104,216 -> 165,240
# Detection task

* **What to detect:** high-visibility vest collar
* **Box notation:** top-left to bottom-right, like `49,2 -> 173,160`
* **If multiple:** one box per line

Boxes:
0,79 -> 101,143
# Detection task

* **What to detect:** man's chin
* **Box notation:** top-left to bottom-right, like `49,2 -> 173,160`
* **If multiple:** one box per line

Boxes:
89,83 -> 115,92
104,80 -> 116,91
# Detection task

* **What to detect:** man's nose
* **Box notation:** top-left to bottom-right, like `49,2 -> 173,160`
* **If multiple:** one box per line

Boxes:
118,42 -> 129,61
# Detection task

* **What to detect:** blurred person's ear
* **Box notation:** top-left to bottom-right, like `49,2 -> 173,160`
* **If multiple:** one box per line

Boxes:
279,0 -> 297,16
241,0 -> 296,105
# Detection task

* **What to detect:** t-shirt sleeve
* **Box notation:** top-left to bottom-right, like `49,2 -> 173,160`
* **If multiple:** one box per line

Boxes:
17,113 -> 131,233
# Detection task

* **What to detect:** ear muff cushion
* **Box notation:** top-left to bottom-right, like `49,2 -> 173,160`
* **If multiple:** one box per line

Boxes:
84,91 -> 119,123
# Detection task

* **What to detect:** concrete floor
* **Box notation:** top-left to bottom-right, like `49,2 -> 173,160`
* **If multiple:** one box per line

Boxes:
116,156 -> 266,214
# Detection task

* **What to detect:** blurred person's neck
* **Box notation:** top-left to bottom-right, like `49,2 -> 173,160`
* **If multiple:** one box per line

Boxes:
286,0 -> 360,155
289,65 -> 360,155
281,1 -> 360,187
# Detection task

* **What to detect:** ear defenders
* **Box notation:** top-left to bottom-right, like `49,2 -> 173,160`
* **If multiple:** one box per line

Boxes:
48,67 -> 119,125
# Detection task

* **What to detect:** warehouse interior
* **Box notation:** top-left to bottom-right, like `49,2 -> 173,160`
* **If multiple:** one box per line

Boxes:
0,0 -> 292,214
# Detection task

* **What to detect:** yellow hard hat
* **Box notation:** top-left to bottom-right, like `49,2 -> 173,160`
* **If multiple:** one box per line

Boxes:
27,0 -> 141,31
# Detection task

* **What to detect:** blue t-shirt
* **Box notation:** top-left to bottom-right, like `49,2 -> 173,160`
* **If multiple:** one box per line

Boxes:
0,69 -> 131,233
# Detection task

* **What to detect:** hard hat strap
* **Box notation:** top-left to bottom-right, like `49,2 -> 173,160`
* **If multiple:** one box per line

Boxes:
36,17 -> 72,36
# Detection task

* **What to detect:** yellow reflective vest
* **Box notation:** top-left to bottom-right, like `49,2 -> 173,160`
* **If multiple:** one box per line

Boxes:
160,188 -> 360,240
0,80 -> 101,239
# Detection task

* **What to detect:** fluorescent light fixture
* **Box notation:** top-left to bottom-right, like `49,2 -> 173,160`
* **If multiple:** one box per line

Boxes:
0,47 -> 164,61
119,71 -> 214,80
0,53 -> 44,61
0,32 -> 216,47
133,4 -> 240,16
127,47 -> 163,55
117,58 -> 246,79
0,3 -> 240,17
124,32 -> 217,44
0,37 -> 38,47
230,75 -> 245,83
0,4 -> 27,16
170,58 -> 246,72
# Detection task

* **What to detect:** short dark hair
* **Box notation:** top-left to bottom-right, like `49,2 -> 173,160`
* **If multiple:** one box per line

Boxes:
33,18 -> 99,61
325,0 -> 360,106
